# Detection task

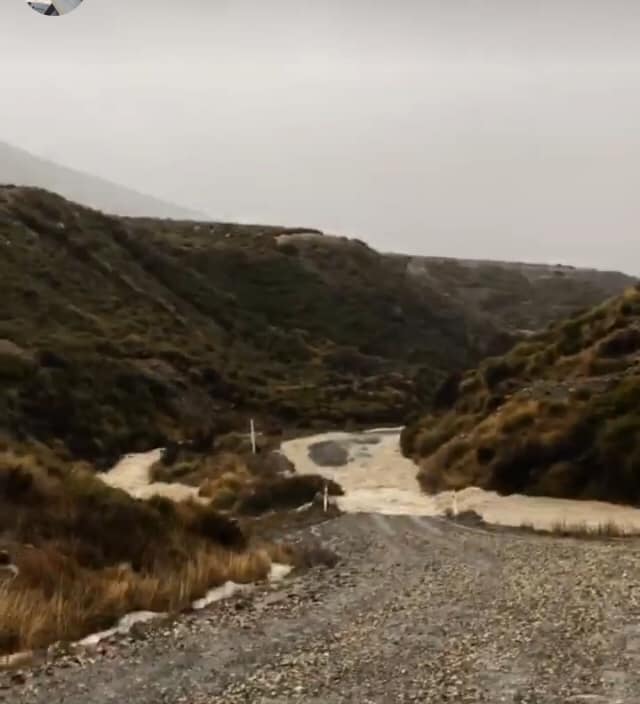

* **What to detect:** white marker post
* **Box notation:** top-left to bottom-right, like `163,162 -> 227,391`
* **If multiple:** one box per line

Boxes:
452,491 -> 459,517
323,482 -> 329,513
250,418 -> 256,455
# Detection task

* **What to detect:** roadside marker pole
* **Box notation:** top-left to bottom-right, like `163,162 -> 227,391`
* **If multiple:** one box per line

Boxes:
250,419 -> 256,454
323,482 -> 329,512
453,491 -> 459,517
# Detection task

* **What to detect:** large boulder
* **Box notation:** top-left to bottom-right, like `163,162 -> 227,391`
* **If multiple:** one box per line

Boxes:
308,441 -> 349,467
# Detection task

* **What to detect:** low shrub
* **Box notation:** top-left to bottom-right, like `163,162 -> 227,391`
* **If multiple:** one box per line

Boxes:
482,359 -> 521,390
399,423 -> 420,456
237,475 -> 343,515
501,408 -> 536,433
0,542 -> 276,654
597,327 -> 640,357
476,445 -> 495,465
186,507 -> 247,550
0,444 -> 292,655
207,487 -> 238,511
0,464 -> 37,501
484,394 -> 504,413
431,372 -> 461,410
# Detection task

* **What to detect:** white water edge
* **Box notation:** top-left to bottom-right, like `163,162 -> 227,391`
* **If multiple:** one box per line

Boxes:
280,429 -> 640,535
78,563 -> 292,648
78,611 -> 165,647
83,452 -> 294,650
85,427 -> 640,649
192,563 -> 292,611
101,449 -> 204,502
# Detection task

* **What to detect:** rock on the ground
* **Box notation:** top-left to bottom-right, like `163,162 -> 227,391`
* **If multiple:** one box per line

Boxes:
308,441 -> 349,467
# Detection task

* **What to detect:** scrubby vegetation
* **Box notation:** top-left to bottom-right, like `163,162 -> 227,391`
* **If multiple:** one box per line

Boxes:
1,186 -> 628,470
0,186 -> 513,469
153,439 -> 342,514
0,185 -> 633,652
3,186 -> 440,653
402,286 -> 640,505
0,441 -> 294,654
396,255 -> 634,333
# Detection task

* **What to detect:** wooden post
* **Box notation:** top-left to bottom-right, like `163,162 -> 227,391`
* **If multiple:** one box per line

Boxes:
250,419 -> 256,455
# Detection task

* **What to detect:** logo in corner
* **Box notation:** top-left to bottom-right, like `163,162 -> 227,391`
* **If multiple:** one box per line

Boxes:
27,0 -> 84,16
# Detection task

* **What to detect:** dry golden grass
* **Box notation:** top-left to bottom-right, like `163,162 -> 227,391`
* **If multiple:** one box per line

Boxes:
198,468 -> 251,501
262,541 -> 296,566
0,543 -> 277,654
417,394 -> 587,496
406,410 -> 478,459
518,520 -> 635,539
0,444 -> 295,656
500,401 -> 538,433
153,451 -> 251,488
549,520 -> 631,538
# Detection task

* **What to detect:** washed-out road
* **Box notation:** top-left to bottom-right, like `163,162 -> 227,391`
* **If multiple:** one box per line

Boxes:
5,430 -> 640,703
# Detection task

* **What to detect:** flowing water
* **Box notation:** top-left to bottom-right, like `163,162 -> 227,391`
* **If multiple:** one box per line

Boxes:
101,449 -> 202,502
82,449 -> 292,648
281,428 -> 640,534
101,429 -> 640,533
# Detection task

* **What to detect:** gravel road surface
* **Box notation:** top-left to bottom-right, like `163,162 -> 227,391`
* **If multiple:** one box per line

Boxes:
5,512 -> 640,704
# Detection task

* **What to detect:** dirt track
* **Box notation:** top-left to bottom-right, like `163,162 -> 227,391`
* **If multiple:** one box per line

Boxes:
6,430 -> 640,702
6,511 -> 640,704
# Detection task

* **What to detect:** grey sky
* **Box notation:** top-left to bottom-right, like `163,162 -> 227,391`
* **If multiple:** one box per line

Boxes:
2,1 -> 640,273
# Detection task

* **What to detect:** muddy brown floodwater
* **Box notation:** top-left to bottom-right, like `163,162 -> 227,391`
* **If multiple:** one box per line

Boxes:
6,429 -> 640,703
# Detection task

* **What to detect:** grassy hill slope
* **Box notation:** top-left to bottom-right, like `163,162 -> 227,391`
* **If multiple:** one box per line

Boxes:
0,185 -> 635,651
0,186 -> 502,466
395,255 -> 635,333
401,286 -> 640,504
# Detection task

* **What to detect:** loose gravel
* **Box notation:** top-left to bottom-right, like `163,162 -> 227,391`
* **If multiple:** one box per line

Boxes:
4,513 -> 640,703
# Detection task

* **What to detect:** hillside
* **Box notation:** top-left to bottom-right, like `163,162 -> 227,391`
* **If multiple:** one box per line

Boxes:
1,185 -> 638,655
401,285 -> 640,505
1,185 -> 635,474
0,186 -> 506,467
0,141 -> 203,219
394,254 -> 635,333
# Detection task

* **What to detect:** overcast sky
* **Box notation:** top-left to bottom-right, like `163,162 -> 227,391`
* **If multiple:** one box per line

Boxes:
2,1 -> 640,273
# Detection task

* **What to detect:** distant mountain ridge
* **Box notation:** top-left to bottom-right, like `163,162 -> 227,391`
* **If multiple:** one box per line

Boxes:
391,253 -> 636,334
0,141 -> 205,220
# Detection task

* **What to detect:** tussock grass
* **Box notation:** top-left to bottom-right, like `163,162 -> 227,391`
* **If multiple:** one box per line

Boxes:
0,445 -> 291,655
549,520 -> 631,538
0,544 -> 274,654
156,440 -> 343,516
405,287 -> 640,505
0,185 -> 508,472
236,475 -> 343,515
518,520 -> 635,539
